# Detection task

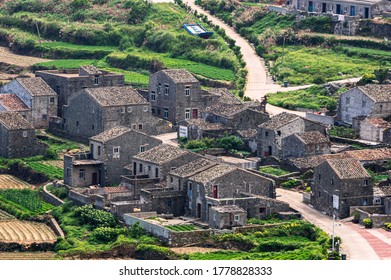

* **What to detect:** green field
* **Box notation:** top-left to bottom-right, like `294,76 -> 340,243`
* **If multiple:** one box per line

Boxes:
25,162 -> 63,180
259,166 -> 290,176
165,225 -> 200,231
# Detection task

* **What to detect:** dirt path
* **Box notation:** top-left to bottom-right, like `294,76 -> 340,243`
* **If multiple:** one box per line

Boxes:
0,47 -> 51,67
170,247 -> 222,254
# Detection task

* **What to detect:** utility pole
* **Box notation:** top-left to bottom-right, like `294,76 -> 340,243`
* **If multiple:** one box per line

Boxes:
332,213 -> 335,252
35,22 -> 42,46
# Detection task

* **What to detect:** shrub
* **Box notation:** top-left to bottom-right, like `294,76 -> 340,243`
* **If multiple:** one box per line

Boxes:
90,227 -> 125,242
363,218 -> 372,228
74,205 -> 116,229
384,222 -> 391,230
281,179 -> 301,189
352,212 -> 360,224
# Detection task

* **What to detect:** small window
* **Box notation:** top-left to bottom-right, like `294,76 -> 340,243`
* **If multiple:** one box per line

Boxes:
49,97 -> 55,104
364,179 -> 369,186
79,169 -> 85,179
362,100 -> 366,108
234,215 -> 240,221
170,176 -> 173,183
171,167 -> 176,171
164,84 -> 169,95
151,108 -> 156,114
277,131 -> 281,136
139,163 -> 143,173
213,213 -> 216,221
331,179 -> 334,185
318,191 -> 321,197
185,109 -> 190,120
113,147 -> 120,154
346,97 -> 350,104
140,145 -> 146,153
143,106 -> 148,112
131,124 -> 137,130
121,107 -> 125,113
66,168 -> 70,178
164,108 -> 169,119
138,124 -> 143,130
42,114 -> 47,120
94,76 -> 100,85
97,146 -> 101,156
318,173 -> 321,181
92,124 -> 95,130
362,198 -> 368,206
22,131 -> 28,138
265,131 -> 268,137
185,86 -> 190,96
127,107 -> 132,113
148,165 -> 151,171
157,83 -> 161,94
380,104 -> 383,111
150,91 -> 156,101
76,121 -> 79,127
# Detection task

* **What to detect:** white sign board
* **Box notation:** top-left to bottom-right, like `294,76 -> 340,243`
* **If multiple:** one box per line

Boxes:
179,126 -> 188,138
333,195 -> 339,210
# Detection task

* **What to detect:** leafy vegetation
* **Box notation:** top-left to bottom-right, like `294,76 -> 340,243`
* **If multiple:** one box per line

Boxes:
165,225 -> 200,231
259,166 -> 290,176
366,169 -> 388,183
46,184 -> 68,200
266,85 -> 341,111
281,179 -> 301,189
25,162 -> 63,180
328,126 -> 358,139
182,135 -> 246,152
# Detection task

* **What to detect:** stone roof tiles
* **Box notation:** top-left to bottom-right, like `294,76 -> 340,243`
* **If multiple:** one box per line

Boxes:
185,118 -> 230,130
0,94 -> 29,111
359,84 -> 391,103
80,65 -> 102,75
133,144 -> 189,164
205,101 -> 262,118
236,128 -> 257,138
86,86 -> 148,107
259,112 -> 299,130
325,158 -> 370,179
90,126 -> 132,143
203,88 -> 242,104
161,69 -> 199,83
16,77 -> 57,96
169,158 -> 217,178
344,148 -> 391,161
295,131 -> 329,145
288,153 -> 350,170
0,112 -> 34,130
365,118 -> 391,129
188,164 -> 237,184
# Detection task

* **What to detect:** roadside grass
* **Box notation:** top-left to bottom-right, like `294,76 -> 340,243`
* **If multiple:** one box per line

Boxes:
266,85 -> 345,111
34,59 -> 97,69
259,166 -> 290,176
269,46 -> 391,85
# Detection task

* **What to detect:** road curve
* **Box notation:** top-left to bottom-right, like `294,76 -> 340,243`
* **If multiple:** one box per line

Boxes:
277,188 -> 380,260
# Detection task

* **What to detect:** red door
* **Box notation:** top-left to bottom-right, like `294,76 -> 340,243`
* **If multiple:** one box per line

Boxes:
213,185 -> 218,198
192,109 -> 198,119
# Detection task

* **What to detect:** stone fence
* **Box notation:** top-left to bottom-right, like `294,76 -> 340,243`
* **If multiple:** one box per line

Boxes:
351,206 -> 391,227
41,183 -> 64,207
123,212 -> 211,247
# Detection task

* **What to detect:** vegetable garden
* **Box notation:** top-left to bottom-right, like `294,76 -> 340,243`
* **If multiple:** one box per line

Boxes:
0,220 -> 57,244
0,175 -> 33,190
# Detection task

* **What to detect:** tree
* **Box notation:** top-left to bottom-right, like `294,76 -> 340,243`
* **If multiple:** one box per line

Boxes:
374,67 -> 389,84
125,0 -> 151,24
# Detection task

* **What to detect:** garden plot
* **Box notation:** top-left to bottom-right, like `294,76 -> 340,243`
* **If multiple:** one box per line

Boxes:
0,220 -> 57,244
0,251 -> 56,260
0,175 -> 33,189
0,210 -> 15,221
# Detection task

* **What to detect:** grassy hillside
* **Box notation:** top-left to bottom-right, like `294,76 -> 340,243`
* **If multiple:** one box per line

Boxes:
0,0 -> 241,88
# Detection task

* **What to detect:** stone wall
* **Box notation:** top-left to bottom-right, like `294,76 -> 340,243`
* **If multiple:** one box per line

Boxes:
305,112 -> 334,126
140,188 -> 186,217
41,184 -> 64,207
68,189 -> 95,205
352,206 -> 391,227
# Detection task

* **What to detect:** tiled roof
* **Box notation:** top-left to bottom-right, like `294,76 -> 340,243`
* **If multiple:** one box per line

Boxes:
169,158 -> 217,178
295,131 -> 329,145
0,112 -> 34,130
0,94 -> 29,111
259,112 -> 299,130
80,65 -> 102,75
185,118 -> 230,130
288,153 -> 350,170
325,158 -> 369,179
133,144 -> 189,164
212,205 -> 245,213
203,88 -> 242,104
364,118 -> 391,129
161,69 -> 198,83
359,84 -> 391,103
103,186 -> 129,194
16,77 -> 56,96
90,126 -> 132,143
86,86 -> 148,107
205,102 -> 262,118
236,129 -> 257,139
188,164 -> 237,184
374,185 -> 391,197
345,148 -> 391,161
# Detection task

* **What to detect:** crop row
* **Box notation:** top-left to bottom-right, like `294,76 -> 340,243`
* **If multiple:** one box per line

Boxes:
0,221 -> 57,243
26,162 -> 63,179
0,175 -> 33,190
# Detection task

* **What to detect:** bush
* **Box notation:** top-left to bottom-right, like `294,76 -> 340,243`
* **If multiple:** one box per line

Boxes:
90,227 -> 125,242
281,179 -> 301,189
363,218 -> 372,228
384,222 -> 391,230
352,212 -> 360,224
74,205 -> 117,229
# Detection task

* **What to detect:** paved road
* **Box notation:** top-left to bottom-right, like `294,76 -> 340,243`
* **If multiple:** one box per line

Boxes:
277,188 -> 391,260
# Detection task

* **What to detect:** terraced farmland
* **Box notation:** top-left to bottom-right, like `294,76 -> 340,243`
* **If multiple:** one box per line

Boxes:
0,210 -> 15,221
0,251 -> 56,260
0,221 -> 57,244
0,175 -> 33,190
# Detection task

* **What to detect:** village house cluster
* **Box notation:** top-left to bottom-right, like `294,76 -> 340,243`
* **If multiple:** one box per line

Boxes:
1,64 -> 391,240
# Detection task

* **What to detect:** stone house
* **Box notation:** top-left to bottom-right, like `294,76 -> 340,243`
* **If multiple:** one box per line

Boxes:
257,112 -> 326,159
311,158 -> 373,218
0,77 -> 57,128
185,163 -> 276,221
130,144 -> 202,180
338,84 -> 391,125
148,69 -> 233,125
35,66 -> 124,116
178,118 -> 232,140
289,0 -> 390,18
203,101 -> 269,131
63,86 -> 169,140
208,205 -> 247,229
358,117 -> 391,143
64,126 -> 162,187
0,112 -> 46,158
235,129 -> 258,153
281,130 -> 331,159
